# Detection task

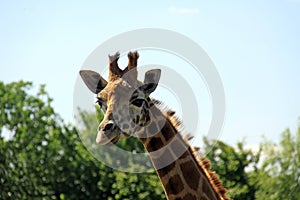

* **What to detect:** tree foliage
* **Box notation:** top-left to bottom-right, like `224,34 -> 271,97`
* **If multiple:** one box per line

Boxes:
256,127 -> 300,200
0,81 -> 164,200
1,80 -> 300,199
204,138 -> 261,200
204,124 -> 300,200
0,81 -> 108,199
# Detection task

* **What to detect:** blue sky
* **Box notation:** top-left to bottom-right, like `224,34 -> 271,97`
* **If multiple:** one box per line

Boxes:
1,1 -> 300,147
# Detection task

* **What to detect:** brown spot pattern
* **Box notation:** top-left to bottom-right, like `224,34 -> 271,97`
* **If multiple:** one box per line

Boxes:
161,121 -> 175,142
182,194 -> 198,200
157,161 -> 176,178
165,175 -> 184,195
151,148 -> 174,170
180,160 -> 200,190
146,137 -> 164,151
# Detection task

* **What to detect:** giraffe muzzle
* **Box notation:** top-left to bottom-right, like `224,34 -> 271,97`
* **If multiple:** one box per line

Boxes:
96,121 -> 120,145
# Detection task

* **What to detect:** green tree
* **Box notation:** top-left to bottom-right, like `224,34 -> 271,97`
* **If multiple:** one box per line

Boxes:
0,81 -> 111,199
204,138 -> 261,200
9,80 -> 300,200
0,81 -> 165,199
256,126 -> 300,200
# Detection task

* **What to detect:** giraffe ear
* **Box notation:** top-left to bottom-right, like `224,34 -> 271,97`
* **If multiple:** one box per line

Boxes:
79,70 -> 107,94
141,69 -> 161,94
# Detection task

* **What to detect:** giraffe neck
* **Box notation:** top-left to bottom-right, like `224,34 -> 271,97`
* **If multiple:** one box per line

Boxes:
136,105 -> 227,200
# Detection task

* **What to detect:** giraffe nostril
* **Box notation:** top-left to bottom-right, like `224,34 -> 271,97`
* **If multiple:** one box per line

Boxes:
103,123 -> 114,131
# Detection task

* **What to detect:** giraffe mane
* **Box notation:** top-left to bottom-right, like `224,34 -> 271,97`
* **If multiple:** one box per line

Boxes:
152,99 -> 230,200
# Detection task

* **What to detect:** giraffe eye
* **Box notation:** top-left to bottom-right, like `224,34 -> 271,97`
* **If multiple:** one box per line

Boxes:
131,99 -> 145,107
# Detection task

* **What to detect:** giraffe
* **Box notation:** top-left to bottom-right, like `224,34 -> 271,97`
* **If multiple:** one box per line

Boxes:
79,51 -> 230,200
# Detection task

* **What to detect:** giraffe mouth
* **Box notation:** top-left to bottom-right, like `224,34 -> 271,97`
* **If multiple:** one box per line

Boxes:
111,136 -> 120,144
96,131 -> 120,145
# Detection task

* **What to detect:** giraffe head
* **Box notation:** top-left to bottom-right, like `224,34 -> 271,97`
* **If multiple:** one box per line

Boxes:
80,51 -> 161,145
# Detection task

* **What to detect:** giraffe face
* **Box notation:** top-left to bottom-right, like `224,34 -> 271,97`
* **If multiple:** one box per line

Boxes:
79,53 -> 161,145
95,79 -> 153,145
